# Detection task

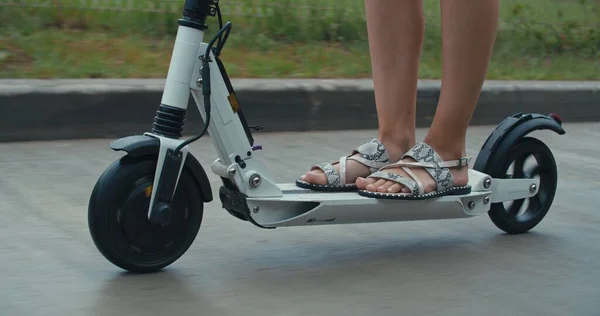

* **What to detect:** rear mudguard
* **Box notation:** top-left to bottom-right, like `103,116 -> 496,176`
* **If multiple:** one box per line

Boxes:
109,135 -> 213,203
473,112 -> 565,173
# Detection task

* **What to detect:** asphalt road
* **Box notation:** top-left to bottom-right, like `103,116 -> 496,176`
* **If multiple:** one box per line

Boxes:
1,123 -> 599,316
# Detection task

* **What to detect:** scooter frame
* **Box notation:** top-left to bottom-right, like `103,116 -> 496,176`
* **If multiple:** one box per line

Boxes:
89,0 -> 566,272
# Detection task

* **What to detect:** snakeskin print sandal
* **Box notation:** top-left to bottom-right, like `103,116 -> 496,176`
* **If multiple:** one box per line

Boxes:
296,139 -> 393,192
357,142 -> 472,200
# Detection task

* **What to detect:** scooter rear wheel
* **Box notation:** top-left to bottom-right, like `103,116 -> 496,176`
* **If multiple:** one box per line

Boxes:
88,156 -> 204,273
484,137 -> 558,234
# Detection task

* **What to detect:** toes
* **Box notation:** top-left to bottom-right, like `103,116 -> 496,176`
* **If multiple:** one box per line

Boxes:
373,179 -> 387,188
366,179 -> 387,191
387,183 -> 402,193
355,177 -> 369,189
301,170 -> 328,185
356,177 -> 376,190
363,177 -> 378,185
377,181 -> 394,193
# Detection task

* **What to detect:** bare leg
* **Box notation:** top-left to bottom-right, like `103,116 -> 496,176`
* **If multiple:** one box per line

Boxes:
360,0 -> 500,194
301,0 -> 424,186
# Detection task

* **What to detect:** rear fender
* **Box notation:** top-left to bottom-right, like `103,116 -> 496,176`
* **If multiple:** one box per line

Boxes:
474,113 -> 565,173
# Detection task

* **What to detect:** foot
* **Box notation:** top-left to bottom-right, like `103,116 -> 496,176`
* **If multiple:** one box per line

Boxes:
296,138 -> 402,191
299,155 -> 370,186
356,142 -> 470,196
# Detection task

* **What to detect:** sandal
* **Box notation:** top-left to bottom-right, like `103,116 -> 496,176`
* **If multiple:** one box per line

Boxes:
357,142 -> 472,200
295,139 -> 393,192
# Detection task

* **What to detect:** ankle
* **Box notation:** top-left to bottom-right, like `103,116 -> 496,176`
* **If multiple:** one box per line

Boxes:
423,134 -> 466,161
378,133 -> 415,161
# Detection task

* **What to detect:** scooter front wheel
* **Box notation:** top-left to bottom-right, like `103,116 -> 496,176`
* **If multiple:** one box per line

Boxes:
88,155 -> 204,273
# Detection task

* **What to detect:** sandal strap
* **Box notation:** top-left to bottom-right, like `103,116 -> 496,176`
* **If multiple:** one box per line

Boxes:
310,139 -> 392,185
339,155 -> 348,185
400,142 -> 470,192
373,163 -> 426,194
313,162 -> 341,186
364,142 -> 471,195
349,139 -> 392,172
379,157 -> 471,170
367,171 -> 421,195
401,165 -> 425,195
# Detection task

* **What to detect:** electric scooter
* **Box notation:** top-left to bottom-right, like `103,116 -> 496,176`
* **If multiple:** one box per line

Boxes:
87,0 -> 566,273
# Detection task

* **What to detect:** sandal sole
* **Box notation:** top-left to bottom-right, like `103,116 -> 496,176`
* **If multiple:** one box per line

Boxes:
295,179 -> 358,192
357,185 -> 472,200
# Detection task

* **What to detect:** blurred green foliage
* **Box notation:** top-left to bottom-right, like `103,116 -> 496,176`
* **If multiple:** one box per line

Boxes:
0,0 -> 598,79
2,0 -> 598,55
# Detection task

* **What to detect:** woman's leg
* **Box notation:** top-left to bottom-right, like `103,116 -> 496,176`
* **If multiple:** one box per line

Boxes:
301,0 -> 424,186
358,0 -> 500,194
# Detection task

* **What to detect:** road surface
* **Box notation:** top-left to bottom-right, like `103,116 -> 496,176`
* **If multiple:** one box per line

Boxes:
1,123 -> 598,316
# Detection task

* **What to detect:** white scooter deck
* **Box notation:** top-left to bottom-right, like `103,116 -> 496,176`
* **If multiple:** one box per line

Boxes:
244,170 -> 539,228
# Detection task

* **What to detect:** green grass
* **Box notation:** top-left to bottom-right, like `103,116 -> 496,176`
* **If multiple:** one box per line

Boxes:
1,0 -> 599,79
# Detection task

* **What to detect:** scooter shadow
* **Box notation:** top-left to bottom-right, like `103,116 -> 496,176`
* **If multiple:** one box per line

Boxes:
88,230 -> 560,313
221,230 -> 562,288
89,270 -> 229,316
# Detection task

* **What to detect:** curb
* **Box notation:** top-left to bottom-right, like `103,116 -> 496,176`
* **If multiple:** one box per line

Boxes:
1,79 -> 599,142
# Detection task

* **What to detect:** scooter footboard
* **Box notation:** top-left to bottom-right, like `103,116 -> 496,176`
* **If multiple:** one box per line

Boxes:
245,185 -> 492,228
219,169 -> 539,229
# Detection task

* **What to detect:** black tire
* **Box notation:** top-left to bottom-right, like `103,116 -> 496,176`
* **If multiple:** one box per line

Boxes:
88,155 -> 204,273
484,137 -> 558,234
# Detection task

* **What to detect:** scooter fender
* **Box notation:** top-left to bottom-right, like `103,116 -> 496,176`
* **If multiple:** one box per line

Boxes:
109,135 -> 213,203
474,112 -> 565,172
